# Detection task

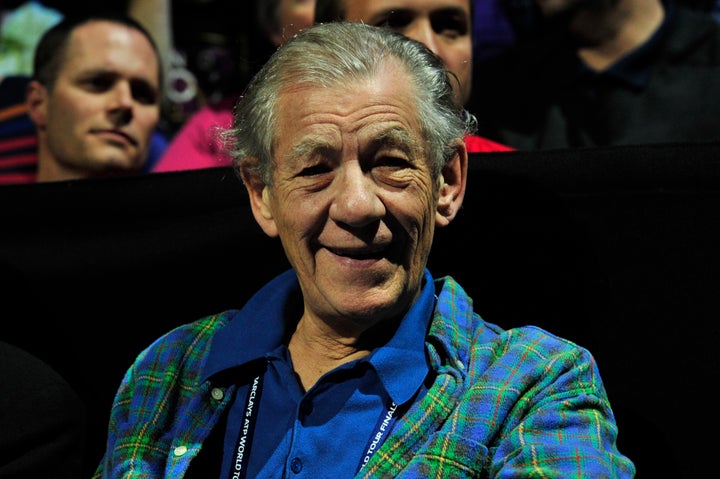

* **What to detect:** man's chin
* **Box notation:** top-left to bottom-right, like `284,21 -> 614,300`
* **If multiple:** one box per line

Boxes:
92,155 -> 145,173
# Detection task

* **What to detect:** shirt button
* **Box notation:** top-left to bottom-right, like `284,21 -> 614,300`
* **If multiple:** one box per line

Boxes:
290,457 -> 303,473
173,445 -> 188,456
211,388 -> 224,400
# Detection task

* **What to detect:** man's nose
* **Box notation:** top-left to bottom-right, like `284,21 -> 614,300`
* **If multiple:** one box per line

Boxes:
329,163 -> 385,227
111,82 -> 134,108
406,19 -> 440,57
108,82 -> 134,124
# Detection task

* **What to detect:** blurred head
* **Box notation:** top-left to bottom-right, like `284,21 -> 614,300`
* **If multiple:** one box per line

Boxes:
259,0 -> 317,46
226,22 -> 470,325
315,0 -> 473,106
532,0 -> 586,18
26,14 -> 161,182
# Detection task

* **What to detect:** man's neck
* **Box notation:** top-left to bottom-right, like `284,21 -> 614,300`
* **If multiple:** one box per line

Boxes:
287,320 -> 372,392
35,151 -> 70,183
286,309 -> 403,392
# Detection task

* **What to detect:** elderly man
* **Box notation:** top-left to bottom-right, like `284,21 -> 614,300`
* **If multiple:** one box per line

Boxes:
94,22 -> 634,478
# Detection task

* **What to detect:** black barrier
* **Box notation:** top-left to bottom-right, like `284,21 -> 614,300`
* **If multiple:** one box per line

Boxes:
3,142 -> 720,477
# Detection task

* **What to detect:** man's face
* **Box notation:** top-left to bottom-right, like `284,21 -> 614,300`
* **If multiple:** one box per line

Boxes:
272,0 -> 316,45
253,60 -> 442,327
532,0 -> 585,18
34,21 -> 160,178
344,0 -> 472,106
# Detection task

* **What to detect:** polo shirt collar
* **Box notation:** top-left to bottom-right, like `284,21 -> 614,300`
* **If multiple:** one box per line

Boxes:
202,268 -> 300,382
202,268 -> 435,405
368,268 -> 434,405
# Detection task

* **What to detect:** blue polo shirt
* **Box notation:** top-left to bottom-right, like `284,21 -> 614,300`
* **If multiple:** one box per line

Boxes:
202,268 -> 435,479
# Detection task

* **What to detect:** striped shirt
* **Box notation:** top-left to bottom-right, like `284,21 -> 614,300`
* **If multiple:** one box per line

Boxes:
0,76 -> 37,184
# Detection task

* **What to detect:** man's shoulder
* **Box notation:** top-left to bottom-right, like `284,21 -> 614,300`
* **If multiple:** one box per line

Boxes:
135,311 -> 237,366
667,5 -> 720,62
431,276 -> 589,365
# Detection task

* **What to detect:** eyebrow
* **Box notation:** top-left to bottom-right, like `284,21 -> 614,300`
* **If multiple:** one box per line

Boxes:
77,67 -> 159,86
283,122 -> 423,168
285,136 -> 337,166
365,8 -> 403,25
371,127 -> 420,156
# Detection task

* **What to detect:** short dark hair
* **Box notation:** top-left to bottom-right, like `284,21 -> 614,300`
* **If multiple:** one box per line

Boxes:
32,12 -> 162,91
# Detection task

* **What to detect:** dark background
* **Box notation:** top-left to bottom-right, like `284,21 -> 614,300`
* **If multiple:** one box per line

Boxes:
3,143 -> 719,478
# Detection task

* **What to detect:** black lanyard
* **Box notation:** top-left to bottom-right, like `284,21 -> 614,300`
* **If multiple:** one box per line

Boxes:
227,375 -> 263,479
226,373 -> 401,478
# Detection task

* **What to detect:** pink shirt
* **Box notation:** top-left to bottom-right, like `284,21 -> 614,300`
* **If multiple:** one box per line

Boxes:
152,100 -> 235,173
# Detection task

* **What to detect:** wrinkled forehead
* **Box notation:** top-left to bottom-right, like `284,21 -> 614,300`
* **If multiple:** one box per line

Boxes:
271,57 -> 424,143
274,54 -> 420,116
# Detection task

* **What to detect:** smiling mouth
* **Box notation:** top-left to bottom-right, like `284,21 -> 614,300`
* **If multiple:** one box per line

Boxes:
327,246 -> 388,261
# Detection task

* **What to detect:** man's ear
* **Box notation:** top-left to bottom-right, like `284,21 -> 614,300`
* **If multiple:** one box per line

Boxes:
436,139 -> 468,228
239,159 -> 279,238
26,80 -> 48,128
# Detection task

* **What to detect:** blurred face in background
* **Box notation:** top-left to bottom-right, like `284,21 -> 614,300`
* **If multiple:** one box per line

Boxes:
271,0 -> 316,45
27,20 -> 160,181
343,0 -> 473,105
532,0 -> 586,17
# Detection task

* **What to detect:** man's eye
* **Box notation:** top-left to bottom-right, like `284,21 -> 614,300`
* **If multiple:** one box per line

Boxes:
376,11 -> 412,29
431,14 -> 469,38
131,82 -> 159,105
298,164 -> 331,177
84,76 -> 113,92
376,156 -> 410,169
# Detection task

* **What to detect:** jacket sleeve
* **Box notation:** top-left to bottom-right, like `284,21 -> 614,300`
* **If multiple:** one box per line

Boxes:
484,327 -> 636,478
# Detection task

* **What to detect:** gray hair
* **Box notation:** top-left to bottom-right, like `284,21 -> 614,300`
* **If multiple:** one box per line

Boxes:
223,21 -> 476,185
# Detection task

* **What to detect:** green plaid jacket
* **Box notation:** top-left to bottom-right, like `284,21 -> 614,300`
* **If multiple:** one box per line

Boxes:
94,275 -> 635,478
